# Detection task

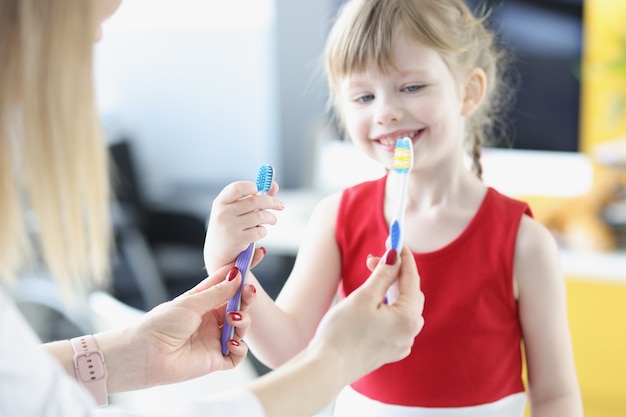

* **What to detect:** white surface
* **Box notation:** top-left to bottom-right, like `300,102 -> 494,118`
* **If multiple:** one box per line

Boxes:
312,141 -> 594,198
261,144 -> 625,282
559,249 -> 626,282
334,385 -> 526,417
261,190 -> 626,282
480,148 -> 593,198
95,0 -> 279,201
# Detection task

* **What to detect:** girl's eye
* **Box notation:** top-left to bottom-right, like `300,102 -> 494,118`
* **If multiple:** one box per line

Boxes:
355,94 -> 374,103
403,84 -> 423,93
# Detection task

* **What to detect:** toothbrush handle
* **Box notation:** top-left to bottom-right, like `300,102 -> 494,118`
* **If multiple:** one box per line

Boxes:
385,283 -> 400,305
221,242 -> 255,355
389,220 -> 402,252
385,220 -> 401,304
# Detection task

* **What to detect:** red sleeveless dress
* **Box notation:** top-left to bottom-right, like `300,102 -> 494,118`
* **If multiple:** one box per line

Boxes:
335,175 -> 532,407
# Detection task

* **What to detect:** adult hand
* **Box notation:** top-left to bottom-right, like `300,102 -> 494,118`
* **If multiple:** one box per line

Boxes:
203,180 -> 283,273
249,246 -> 424,417
98,262 -> 259,393
310,246 -> 424,382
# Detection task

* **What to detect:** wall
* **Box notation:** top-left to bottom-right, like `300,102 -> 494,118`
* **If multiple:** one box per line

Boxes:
95,0 -> 333,202
273,0 -> 334,188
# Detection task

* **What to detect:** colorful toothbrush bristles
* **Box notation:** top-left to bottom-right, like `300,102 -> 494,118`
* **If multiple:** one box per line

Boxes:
393,137 -> 413,173
256,164 -> 274,194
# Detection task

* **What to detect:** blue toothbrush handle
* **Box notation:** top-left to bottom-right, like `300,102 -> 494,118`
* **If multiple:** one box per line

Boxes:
389,220 -> 401,251
385,220 -> 401,304
221,242 -> 255,355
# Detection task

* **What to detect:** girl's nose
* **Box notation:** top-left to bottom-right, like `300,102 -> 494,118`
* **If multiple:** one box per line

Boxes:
374,97 -> 403,125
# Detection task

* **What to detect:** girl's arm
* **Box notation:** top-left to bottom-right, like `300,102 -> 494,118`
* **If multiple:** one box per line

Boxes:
245,193 -> 345,368
515,215 -> 583,417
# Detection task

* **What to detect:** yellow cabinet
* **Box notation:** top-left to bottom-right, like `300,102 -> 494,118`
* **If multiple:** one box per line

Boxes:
567,277 -> 626,417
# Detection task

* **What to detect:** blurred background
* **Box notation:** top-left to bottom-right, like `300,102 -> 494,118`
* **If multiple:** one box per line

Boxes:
12,1 -> 626,416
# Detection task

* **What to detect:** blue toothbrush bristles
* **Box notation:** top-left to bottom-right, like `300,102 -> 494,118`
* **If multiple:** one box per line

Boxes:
393,137 -> 413,173
256,164 -> 274,194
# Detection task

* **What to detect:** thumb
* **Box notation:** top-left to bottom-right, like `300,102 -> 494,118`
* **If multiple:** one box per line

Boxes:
173,267 -> 242,315
358,248 -> 401,299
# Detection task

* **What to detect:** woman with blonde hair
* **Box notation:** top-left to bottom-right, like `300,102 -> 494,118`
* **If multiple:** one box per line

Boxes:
0,1 -> 425,416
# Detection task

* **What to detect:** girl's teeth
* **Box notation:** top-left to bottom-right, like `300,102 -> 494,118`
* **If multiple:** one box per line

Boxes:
379,135 -> 413,147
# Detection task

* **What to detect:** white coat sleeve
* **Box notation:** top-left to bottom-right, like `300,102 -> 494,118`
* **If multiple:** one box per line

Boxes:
0,289 -> 265,417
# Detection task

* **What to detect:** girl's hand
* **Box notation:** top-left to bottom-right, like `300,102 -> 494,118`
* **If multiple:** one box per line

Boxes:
203,180 -> 283,272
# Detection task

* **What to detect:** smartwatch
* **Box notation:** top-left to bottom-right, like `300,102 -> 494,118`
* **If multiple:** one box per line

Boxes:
70,335 -> 108,406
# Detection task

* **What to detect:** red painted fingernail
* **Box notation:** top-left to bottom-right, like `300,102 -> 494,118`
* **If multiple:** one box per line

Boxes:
230,339 -> 240,346
249,284 -> 257,294
383,249 -> 398,265
259,247 -> 267,255
229,312 -> 242,321
226,267 -> 239,281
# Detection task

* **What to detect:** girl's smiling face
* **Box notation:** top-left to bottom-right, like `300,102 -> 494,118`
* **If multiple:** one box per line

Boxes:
338,34 -> 471,173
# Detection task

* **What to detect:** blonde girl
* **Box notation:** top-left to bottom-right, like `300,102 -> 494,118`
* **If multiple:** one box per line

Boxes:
205,0 -> 583,416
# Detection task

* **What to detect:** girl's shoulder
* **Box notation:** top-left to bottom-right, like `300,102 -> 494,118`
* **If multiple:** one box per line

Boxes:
516,213 -> 559,263
313,191 -> 343,217
305,191 -> 345,236
513,210 -> 562,299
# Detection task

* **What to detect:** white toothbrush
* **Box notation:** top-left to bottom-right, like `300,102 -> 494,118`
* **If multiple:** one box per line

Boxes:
385,137 -> 413,304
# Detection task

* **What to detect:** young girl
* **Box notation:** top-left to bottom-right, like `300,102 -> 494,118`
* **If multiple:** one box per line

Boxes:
204,0 -> 583,415
0,1 -> 425,416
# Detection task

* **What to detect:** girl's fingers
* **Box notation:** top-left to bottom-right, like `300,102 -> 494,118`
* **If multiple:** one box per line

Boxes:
268,181 -> 280,197
250,247 -> 266,269
240,208 -> 279,230
239,283 -> 257,311
216,180 -> 284,211
213,181 -> 258,205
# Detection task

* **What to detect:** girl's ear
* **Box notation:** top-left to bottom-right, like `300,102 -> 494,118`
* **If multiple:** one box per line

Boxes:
461,67 -> 487,116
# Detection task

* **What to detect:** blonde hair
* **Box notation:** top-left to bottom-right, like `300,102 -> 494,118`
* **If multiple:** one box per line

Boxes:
0,0 -> 111,297
325,0 -> 514,177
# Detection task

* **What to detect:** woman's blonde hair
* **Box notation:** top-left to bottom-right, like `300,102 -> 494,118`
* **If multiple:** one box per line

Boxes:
325,0 -> 515,177
0,0 -> 111,297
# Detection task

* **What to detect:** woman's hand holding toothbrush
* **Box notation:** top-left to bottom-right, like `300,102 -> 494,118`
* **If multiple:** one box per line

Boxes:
252,245 -> 425,417
203,179 -> 284,273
